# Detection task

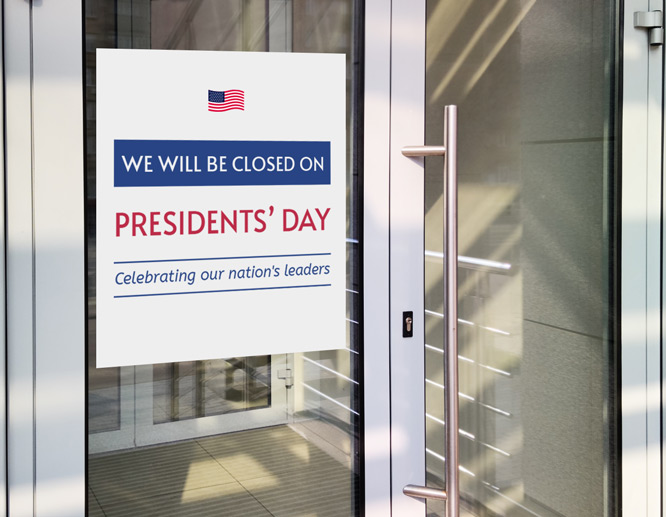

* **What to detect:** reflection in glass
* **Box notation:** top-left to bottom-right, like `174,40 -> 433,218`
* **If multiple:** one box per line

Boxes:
153,358 -> 271,424
424,1 -> 618,516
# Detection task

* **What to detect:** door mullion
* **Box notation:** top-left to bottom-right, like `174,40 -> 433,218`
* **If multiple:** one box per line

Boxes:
388,0 -> 427,515
362,0 -> 393,515
32,0 -> 86,513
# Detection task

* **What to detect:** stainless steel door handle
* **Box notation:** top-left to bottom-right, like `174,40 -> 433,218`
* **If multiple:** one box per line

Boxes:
400,105 -> 460,517
403,484 -> 448,501
402,145 -> 446,157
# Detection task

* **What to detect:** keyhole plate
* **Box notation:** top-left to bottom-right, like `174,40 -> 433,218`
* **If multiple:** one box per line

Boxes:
403,311 -> 414,338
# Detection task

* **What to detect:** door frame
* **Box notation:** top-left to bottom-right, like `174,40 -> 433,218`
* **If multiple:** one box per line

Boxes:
5,0 -> 86,515
363,0 -> 429,514
387,0 -> 428,515
362,0 -> 393,515
622,1 -> 663,515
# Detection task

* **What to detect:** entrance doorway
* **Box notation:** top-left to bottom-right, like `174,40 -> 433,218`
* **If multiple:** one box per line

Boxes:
6,0 -> 663,515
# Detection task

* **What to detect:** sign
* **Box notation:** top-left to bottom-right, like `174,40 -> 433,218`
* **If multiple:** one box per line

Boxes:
96,49 -> 346,367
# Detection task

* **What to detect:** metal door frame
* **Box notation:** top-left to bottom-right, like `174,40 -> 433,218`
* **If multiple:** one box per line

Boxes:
362,0 -> 393,515
5,0 -> 86,514
386,0 -> 428,514
623,1 -> 664,515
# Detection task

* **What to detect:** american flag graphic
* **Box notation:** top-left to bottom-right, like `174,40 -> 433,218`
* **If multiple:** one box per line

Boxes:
208,89 -> 245,112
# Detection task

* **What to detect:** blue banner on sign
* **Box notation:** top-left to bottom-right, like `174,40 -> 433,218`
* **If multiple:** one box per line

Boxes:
114,140 -> 331,187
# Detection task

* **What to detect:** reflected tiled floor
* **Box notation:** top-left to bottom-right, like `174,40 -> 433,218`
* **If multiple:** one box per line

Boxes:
89,425 -> 353,517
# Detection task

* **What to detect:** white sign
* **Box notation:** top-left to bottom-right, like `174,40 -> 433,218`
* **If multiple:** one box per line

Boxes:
96,49 -> 346,367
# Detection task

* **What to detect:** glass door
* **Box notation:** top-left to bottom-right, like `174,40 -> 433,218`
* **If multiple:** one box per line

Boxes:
85,1 -> 364,515
390,1 -> 620,515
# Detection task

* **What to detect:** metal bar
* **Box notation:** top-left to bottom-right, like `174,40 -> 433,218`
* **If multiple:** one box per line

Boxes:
403,484 -> 448,501
444,105 -> 460,517
401,145 -> 446,157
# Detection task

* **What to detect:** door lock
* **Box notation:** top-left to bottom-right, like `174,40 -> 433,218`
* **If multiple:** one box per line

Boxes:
403,311 -> 414,337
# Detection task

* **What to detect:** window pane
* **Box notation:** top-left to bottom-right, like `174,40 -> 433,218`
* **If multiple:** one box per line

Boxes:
86,1 -> 363,515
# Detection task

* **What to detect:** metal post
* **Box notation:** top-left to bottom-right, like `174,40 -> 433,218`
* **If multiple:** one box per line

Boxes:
444,105 -> 460,517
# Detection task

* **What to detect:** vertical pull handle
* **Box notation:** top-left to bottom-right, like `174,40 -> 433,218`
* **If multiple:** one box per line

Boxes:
400,105 -> 459,517
444,105 -> 460,517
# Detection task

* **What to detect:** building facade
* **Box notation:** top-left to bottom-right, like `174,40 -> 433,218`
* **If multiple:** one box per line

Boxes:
0,0 -> 662,515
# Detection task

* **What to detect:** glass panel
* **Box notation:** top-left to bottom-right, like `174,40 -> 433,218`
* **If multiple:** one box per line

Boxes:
424,1 -> 618,516
86,1 -> 362,515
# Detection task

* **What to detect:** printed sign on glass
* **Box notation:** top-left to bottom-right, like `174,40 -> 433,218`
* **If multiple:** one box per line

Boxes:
96,49 -> 346,367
